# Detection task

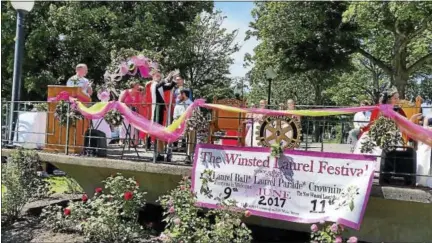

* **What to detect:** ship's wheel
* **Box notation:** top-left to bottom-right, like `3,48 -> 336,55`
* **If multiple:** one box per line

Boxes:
255,116 -> 302,149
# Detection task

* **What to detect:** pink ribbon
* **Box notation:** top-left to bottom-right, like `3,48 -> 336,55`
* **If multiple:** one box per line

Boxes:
47,91 -> 89,103
379,104 -> 432,147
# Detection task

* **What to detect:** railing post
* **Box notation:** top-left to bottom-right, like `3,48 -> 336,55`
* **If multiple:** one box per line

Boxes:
65,102 -> 70,155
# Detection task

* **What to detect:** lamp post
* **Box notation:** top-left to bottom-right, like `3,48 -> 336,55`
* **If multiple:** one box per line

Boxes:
8,0 -> 35,144
265,67 -> 277,108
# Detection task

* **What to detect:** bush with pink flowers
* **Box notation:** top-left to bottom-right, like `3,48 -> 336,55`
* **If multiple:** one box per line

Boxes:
40,173 -> 150,242
158,175 -> 253,242
310,222 -> 358,243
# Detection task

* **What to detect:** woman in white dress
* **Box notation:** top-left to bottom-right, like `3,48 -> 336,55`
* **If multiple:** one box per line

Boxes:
416,116 -> 432,187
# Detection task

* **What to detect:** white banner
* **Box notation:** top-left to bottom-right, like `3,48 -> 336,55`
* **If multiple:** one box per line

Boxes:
191,144 -> 376,229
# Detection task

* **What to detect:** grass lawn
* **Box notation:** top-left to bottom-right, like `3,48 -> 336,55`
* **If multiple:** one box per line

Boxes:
2,176 -> 83,196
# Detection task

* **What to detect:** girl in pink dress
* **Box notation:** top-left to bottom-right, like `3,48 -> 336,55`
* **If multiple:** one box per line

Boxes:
119,81 -> 147,146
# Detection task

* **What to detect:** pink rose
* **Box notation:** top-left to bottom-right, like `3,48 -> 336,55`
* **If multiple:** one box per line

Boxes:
168,206 -> 175,214
335,236 -> 343,243
173,218 -> 181,225
311,224 -> 318,232
348,236 -> 358,243
330,223 -> 339,233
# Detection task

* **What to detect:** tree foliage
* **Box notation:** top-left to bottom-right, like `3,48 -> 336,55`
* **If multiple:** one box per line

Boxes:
166,11 -> 240,101
246,2 -> 432,105
1,1 -> 213,101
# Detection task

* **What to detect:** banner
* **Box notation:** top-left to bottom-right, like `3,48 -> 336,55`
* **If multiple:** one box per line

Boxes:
191,144 -> 375,229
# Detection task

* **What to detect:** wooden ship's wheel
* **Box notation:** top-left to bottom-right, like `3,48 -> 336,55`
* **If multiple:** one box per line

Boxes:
255,116 -> 302,149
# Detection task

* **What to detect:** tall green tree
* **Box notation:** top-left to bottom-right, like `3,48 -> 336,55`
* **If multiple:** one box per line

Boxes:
343,2 -> 432,98
1,1 -> 212,101
246,2 -> 349,105
165,11 -> 240,101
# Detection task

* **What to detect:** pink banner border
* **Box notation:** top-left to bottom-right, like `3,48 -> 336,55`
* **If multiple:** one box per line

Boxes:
191,144 -> 375,230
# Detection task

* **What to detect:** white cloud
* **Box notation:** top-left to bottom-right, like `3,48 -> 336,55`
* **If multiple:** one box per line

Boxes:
221,16 -> 259,78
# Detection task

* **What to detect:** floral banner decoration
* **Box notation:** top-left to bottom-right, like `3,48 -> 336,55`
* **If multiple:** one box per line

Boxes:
59,93 -> 432,146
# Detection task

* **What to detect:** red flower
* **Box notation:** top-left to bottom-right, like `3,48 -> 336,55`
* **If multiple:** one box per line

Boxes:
124,191 -> 133,200
64,208 -> 71,216
244,210 -> 251,218
95,187 -> 103,193
82,194 -> 88,202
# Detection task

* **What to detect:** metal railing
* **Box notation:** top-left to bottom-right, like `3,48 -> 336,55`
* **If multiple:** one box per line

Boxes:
1,100 -> 431,189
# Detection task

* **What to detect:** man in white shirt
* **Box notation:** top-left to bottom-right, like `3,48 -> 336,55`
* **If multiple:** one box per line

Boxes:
172,90 -> 193,159
173,90 -> 192,120
66,63 -> 93,96
348,101 -> 371,150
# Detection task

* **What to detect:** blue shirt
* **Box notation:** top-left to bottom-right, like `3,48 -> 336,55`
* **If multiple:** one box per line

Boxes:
66,75 -> 90,96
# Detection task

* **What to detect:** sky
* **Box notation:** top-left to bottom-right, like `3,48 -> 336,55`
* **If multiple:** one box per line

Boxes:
214,2 -> 258,78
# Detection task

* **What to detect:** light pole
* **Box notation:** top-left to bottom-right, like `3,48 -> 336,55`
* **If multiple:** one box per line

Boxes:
265,67 -> 277,108
8,0 -> 35,145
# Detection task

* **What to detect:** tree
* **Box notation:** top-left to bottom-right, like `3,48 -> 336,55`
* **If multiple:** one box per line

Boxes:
1,1 -> 212,101
343,2 -> 432,98
245,2 -> 348,106
326,54 -> 390,106
165,11 -> 240,101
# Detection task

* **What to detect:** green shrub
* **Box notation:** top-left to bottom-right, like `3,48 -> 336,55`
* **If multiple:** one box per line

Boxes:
158,172 -> 253,243
1,149 -> 50,223
40,173 -> 149,243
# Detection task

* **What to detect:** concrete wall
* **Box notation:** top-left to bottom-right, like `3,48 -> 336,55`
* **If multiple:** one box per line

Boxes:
2,149 -> 430,242
52,161 -> 432,243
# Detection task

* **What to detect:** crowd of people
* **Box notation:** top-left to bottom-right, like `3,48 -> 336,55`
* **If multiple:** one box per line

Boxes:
66,63 -> 195,162
66,63 -> 430,183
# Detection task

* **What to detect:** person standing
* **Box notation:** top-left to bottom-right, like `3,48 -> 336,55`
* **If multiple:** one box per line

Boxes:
348,100 -> 371,151
287,99 -> 301,122
172,90 -> 193,157
66,64 -> 93,96
119,80 -> 146,147
144,70 -> 177,161
174,75 -> 193,103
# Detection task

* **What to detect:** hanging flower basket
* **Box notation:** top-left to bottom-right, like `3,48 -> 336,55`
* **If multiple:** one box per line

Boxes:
54,100 -> 83,126
104,109 -> 124,127
360,116 -> 402,153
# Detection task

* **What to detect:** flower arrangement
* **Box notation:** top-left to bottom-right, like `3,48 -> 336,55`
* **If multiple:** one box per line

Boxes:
186,108 -> 209,143
104,109 -> 124,127
33,102 -> 48,112
360,116 -> 402,153
54,100 -> 83,126
310,222 -> 358,243
40,173 -> 149,242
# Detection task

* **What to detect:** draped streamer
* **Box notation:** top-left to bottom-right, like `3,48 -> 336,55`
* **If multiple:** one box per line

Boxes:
64,94 -> 431,146
379,105 -> 432,147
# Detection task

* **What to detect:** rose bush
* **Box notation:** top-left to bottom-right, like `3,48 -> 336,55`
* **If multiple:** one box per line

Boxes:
310,222 -> 358,243
158,175 -> 252,243
41,173 -> 149,242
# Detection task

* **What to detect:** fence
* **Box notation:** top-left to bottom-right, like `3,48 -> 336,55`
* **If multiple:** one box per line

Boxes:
1,100 -> 431,188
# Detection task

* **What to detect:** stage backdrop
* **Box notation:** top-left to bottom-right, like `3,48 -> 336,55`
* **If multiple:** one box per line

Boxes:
191,144 -> 375,230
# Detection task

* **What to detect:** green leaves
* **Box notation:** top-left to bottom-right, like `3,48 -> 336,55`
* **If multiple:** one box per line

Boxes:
1,2 -> 212,101
247,2 -> 431,103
